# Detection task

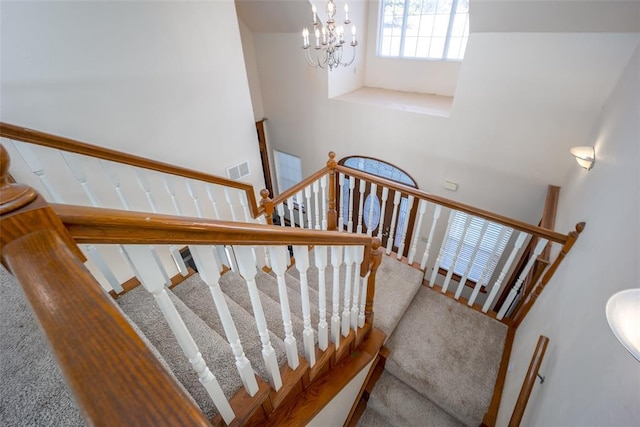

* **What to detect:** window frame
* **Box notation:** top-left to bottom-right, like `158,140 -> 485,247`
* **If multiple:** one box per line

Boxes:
272,149 -> 304,208
377,0 -> 469,61
439,211 -> 513,286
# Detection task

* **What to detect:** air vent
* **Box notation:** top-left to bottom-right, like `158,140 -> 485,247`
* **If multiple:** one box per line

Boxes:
226,161 -> 251,180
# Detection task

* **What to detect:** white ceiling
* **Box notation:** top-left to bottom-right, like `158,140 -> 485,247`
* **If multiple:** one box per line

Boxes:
237,0 -> 640,34
235,0 -> 311,33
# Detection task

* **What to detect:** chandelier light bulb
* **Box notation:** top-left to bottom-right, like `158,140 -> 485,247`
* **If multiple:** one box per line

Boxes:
301,1 -> 357,70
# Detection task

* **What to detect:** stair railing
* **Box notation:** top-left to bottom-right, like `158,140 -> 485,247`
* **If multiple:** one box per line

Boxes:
1,140 -> 383,425
329,163 -> 583,324
0,122 -> 267,293
1,120 -> 583,326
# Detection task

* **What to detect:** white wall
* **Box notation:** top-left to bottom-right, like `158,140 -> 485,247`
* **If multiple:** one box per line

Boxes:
0,1 -> 264,195
496,44 -> 640,427
327,0 -> 368,98
1,0 -> 265,287
239,18 -> 266,121
364,0 -> 462,97
253,31 -> 638,224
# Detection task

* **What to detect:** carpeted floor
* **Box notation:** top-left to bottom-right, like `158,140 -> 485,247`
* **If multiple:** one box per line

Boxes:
1,251 -> 506,427
369,285 -> 508,426
0,266 -> 83,426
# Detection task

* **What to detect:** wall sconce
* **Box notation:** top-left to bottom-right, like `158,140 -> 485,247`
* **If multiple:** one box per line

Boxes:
570,146 -> 595,170
606,289 -> 640,362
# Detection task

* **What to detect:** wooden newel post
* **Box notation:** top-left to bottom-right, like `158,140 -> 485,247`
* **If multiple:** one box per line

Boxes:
365,238 -> 383,326
512,222 -> 585,328
0,143 -> 84,263
326,151 -> 338,231
260,188 -> 274,225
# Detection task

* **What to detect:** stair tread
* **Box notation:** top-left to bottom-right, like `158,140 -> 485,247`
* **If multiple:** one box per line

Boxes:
117,285 -> 243,419
371,255 -> 424,340
219,270 -> 309,356
360,370 -> 464,427
171,274 -> 287,384
384,286 -> 508,427
257,270 -> 320,330
0,266 -> 84,426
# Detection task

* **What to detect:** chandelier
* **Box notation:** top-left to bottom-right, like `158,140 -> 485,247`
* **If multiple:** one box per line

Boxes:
301,1 -> 357,71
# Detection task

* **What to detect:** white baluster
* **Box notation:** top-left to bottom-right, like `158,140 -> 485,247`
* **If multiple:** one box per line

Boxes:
257,216 -> 271,269
64,154 -> 143,292
12,141 -> 63,203
366,183 -> 378,237
358,270 -> 370,328
186,181 -> 204,218
13,143 -> 123,292
320,175 -> 328,230
292,246 -> 316,367
305,185 -> 314,230
386,191 -> 402,255
377,187 -> 390,241
297,191 -> 305,229
233,246 -> 282,390
159,176 -> 189,276
483,232 -> 528,313
429,209 -> 454,287
313,180 -> 321,230
468,227 -> 510,307
408,199 -> 427,265
497,238 -> 548,320
238,192 -> 258,266
189,245 -> 259,396
100,160 -> 131,210
123,245 -> 235,424
342,246 -> 354,336
287,197 -> 296,228
421,205 -> 442,270
315,246 -> 329,351
338,173 -> 345,231
163,176 -> 182,215
135,169 -> 159,212
85,245 -> 124,293
135,174 -> 180,278
347,177 -> 355,233
330,246 -> 343,347
60,151 -> 101,206
441,214 -> 473,294
269,246 -> 300,369
356,180 -> 366,234
454,221 -> 489,300
224,188 -> 238,221
276,203 -> 286,227
205,184 -> 222,219
396,195 -> 415,260
351,246 -> 364,330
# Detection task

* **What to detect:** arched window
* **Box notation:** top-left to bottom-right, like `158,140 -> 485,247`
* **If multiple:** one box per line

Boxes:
339,156 -> 418,251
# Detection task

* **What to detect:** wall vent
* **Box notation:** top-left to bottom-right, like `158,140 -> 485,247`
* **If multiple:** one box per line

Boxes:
227,161 -> 251,180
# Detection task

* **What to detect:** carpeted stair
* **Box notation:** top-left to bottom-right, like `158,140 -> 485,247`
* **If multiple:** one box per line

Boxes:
359,286 -> 508,427
0,249 -> 504,427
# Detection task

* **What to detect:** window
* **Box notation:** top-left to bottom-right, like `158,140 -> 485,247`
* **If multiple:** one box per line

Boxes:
440,211 -> 513,284
340,157 -> 417,246
379,0 -> 469,60
273,150 -> 303,204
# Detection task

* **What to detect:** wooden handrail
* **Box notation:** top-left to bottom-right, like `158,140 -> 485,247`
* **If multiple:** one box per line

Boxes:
335,165 -> 569,244
512,222 -> 585,328
508,335 -> 550,427
268,166 -> 332,207
0,122 -> 262,217
2,230 -> 211,427
53,203 -> 375,248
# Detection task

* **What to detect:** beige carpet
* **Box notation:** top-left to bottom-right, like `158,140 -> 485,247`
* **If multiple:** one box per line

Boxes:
384,286 -> 508,426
